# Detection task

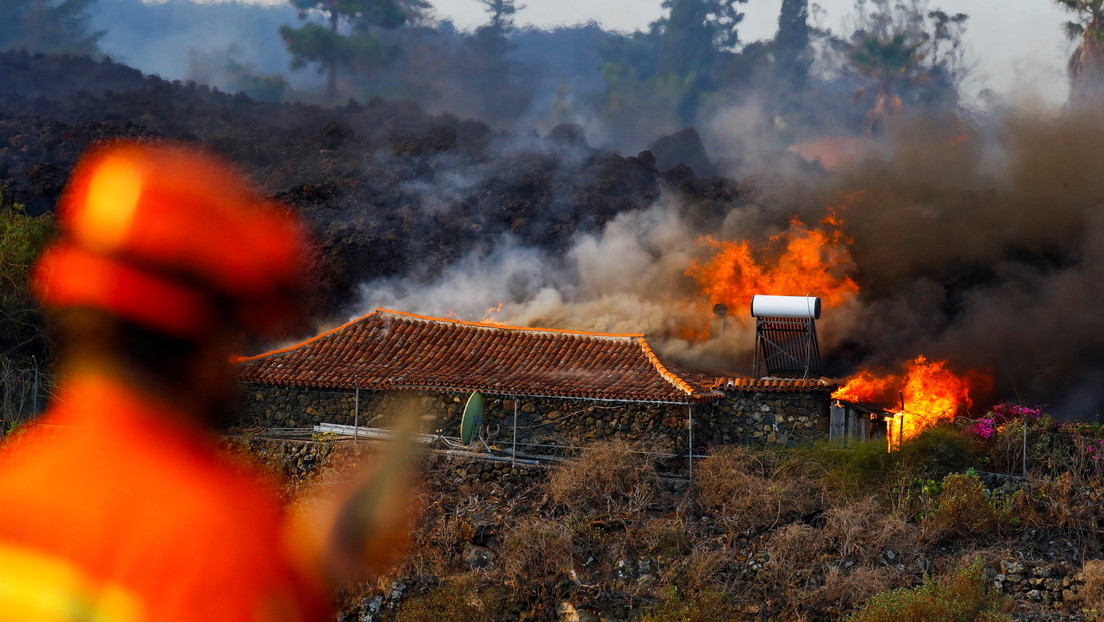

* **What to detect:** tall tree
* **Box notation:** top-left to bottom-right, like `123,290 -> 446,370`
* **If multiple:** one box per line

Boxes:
841,0 -> 968,133
281,0 -> 407,101
0,0 -> 102,55
774,0 -> 810,89
600,0 -> 747,126
473,0 -> 521,58
460,0 -> 530,121
847,33 -> 925,133
1056,0 -> 1104,103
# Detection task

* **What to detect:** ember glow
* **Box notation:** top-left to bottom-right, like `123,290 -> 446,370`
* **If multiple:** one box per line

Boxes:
685,213 -> 859,323
833,355 -> 986,449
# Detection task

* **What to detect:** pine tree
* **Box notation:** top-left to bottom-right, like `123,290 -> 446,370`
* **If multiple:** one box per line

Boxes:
0,0 -> 102,55
280,0 -> 407,101
774,0 -> 810,89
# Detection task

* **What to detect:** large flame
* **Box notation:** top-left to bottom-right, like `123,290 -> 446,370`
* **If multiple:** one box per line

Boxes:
833,355 -> 984,449
685,213 -> 859,323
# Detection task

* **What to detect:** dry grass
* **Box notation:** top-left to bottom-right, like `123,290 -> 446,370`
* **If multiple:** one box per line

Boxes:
546,439 -> 659,521
823,498 -> 919,567
816,565 -> 903,614
695,447 -> 825,534
921,472 -> 1002,543
640,517 -> 691,558
395,573 -> 499,622
1011,473 -> 1103,551
497,516 -> 573,580
1082,559 -> 1104,611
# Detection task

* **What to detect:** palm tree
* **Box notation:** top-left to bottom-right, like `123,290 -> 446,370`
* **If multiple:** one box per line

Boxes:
847,32 -> 926,133
1057,0 -> 1104,103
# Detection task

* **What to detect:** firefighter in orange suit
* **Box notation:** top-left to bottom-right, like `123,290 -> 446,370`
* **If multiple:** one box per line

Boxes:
0,141 -> 343,621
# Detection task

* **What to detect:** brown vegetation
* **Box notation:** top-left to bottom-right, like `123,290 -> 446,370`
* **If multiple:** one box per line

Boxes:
239,419 -> 1104,621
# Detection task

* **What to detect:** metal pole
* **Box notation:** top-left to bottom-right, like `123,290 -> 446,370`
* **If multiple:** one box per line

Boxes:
688,403 -> 694,479
512,393 -> 518,464
1022,417 -> 1028,479
31,355 -> 38,415
353,377 -> 360,448
898,390 -> 905,451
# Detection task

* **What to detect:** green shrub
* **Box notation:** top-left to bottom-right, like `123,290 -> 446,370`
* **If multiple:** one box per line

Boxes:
898,425 -> 982,478
790,440 -> 898,498
922,472 -> 1003,542
846,561 -> 1011,622
640,586 -> 739,622
396,574 -> 498,622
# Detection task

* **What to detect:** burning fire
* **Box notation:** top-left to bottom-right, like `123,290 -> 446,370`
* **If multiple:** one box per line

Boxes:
480,302 -> 506,325
833,355 -> 986,449
685,213 -> 859,323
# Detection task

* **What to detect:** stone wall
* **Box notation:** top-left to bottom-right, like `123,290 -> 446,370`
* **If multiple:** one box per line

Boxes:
993,560 -> 1083,612
699,390 -> 831,449
237,383 -> 832,453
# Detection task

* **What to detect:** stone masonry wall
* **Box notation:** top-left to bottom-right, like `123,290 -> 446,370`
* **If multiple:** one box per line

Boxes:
237,383 -> 832,454
700,390 -> 832,449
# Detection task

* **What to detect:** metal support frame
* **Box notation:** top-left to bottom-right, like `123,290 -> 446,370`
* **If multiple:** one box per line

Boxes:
353,377 -> 360,447
751,316 -> 821,379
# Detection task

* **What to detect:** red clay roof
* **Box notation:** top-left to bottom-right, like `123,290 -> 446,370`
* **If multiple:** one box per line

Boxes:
237,309 -> 725,402
715,376 -> 838,393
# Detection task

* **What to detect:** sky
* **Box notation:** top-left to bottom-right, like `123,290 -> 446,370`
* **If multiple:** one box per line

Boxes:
431,0 -> 1075,107
232,0 -> 1075,106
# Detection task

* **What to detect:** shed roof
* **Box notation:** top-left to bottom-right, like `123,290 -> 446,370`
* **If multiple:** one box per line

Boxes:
237,309 -> 725,403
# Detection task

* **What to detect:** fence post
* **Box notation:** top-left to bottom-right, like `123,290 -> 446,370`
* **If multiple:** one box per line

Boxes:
354,378 -> 360,448
512,393 -> 518,464
687,403 -> 694,479
1022,417 -> 1028,479
32,355 -> 38,416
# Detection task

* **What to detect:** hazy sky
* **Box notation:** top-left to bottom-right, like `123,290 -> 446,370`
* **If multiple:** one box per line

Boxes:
237,0 -> 1075,106
432,0 -> 1075,106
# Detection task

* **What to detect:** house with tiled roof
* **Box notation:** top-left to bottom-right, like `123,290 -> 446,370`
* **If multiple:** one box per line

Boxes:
236,309 -> 837,454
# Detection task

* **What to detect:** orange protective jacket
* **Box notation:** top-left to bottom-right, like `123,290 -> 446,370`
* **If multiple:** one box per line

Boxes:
0,375 -> 330,622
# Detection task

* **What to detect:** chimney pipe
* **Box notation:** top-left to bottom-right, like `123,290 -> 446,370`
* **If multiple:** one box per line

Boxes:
710,302 -> 728,339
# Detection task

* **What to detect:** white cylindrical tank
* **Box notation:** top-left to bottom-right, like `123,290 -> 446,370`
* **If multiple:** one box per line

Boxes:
750,295 -> 821,319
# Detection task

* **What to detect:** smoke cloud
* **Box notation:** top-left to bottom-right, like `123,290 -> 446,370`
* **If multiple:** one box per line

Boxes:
355,103 -> 1104,415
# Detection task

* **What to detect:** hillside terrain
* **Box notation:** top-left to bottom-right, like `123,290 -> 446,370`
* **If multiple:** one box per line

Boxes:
240,412 -> 1104,621
0,50 -> 741,330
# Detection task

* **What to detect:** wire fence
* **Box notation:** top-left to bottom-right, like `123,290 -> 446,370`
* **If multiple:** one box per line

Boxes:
0,356 -> 51,431
237,384 -> 702,469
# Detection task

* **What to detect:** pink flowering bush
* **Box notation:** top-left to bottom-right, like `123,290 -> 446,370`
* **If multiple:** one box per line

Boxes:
969,403 -> 1104,476
969,403 -> 1043,440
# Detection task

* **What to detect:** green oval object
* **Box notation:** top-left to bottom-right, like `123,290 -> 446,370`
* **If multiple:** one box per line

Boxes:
460,391 -> 483,445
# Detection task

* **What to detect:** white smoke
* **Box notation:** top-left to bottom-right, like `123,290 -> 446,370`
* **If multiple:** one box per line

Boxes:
354,195 -> 771,372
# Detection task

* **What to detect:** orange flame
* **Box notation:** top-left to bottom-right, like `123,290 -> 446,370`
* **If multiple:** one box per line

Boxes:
685,213 -> 859,324
833,356 -> 985,449
480,302 -> 506,325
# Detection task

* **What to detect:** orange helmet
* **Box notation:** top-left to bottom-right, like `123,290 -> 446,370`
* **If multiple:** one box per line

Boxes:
33,140 -> 310,339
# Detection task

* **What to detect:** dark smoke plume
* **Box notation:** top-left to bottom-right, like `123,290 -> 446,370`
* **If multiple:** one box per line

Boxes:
815,109 -> 1104,414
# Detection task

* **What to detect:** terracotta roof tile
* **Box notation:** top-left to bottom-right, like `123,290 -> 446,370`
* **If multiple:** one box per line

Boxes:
715,376 -> 838,393
237,309 -> 724,403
